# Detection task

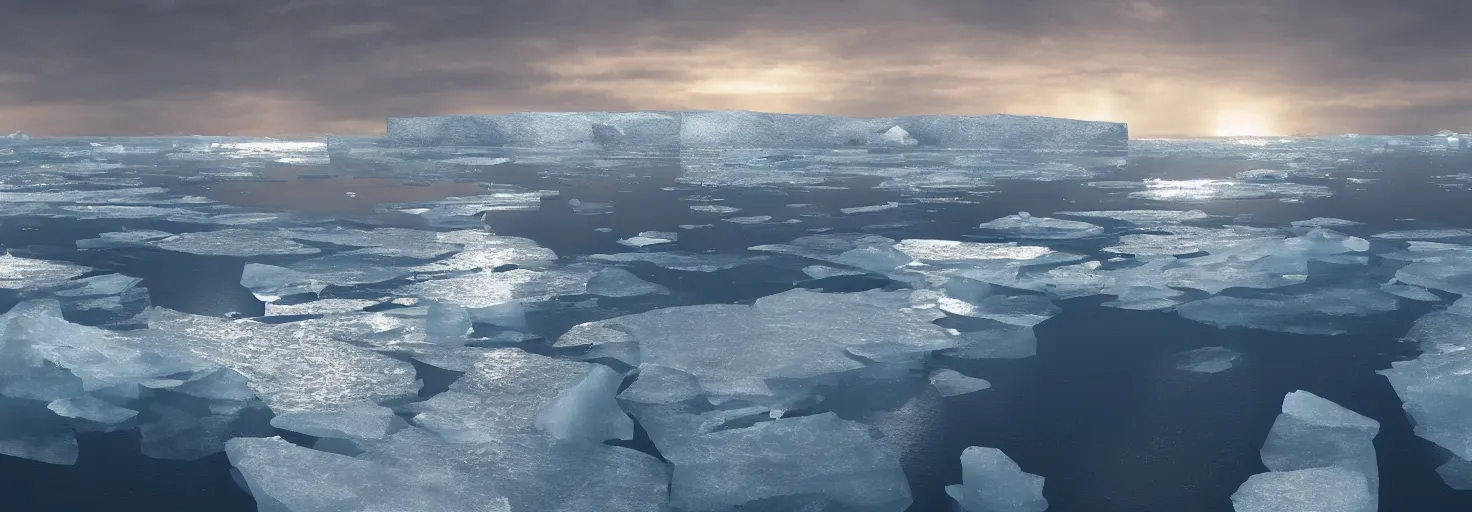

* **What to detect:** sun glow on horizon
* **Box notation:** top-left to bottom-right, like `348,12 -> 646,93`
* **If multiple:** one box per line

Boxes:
1213,109 -> 1273,137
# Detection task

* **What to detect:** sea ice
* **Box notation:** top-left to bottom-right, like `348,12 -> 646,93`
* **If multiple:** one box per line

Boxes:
663,413 -> 912,512
1230,466 -> 1373,512
1175,347 -> 1242,373
240,263 -> 325,302
0,253 -> 91,290
553,288 -> 955,406
149,229 -> 322,257
227,436 -> 513,512
977,212 -> 1105,239
585,267 -> 670,297
269,402 -> 401,441
47,395 -> 139,425
944,446 -> 1048,512
1175,289 -> 1400,335
929,369 -> 992,397
617,231 -> 678,247
589,251 -> 761,272
409,348 -> 632,443
1258,391 -> 1380,503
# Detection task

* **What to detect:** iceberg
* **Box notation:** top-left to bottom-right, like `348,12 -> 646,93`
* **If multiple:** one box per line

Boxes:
387,110 -> 1127,151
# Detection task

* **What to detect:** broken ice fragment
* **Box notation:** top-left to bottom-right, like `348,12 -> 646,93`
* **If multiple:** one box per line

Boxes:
841,202 -> 900,214
1175,347 -> 1241,374
1371,229 -> 1472,240
724,215 -> 772,224
227,436 -> 512,512
0,253 -> 91,290
269,402 -> 400,441
240,263 -> 325,302
150,229 -> 322,257
690,204 -> 742,214
978,212 -> 1104,239
664,413 -> 912,512
409,349 -> 630,442
1053,209 -> 1209,226
534,364 -> 635,443
929,369 -> 992,397
585,267 -> 670,297
617,231 -> 678,247
802,265 -> 865,279
945,446 -> 1048,512
1259,390 -> 1380,504
1292,217 -> 1363,229
1175,289 -> 1399,335
0,397 -> 79,465
47,395 -> 139,425
1230,467 -> 1372,512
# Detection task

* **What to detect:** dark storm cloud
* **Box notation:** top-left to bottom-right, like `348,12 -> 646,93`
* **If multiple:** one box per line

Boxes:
0,0 -> 1468,136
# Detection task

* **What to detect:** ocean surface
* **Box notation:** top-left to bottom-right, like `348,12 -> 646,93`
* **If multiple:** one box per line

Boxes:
1,135 -> 1471,511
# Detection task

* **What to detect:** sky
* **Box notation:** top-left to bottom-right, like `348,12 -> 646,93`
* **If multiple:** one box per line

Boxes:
1,0 -> 1469,138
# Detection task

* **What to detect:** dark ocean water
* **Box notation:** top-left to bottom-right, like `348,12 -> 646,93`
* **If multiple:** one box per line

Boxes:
2,140 -> 1471,511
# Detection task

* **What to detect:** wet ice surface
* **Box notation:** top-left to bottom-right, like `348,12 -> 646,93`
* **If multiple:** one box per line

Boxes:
2,132 -> 1472,512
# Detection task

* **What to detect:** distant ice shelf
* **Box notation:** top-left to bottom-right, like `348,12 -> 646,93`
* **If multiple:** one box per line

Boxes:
385,110 -> 1128,151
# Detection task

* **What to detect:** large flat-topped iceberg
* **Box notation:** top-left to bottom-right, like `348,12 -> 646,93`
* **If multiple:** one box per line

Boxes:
386,110 -> 1127,151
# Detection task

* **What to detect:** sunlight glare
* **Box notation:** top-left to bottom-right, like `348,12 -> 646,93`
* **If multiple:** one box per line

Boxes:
1214,110 -> 1272,137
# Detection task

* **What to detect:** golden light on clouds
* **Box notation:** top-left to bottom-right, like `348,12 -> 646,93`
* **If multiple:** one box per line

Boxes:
1213,109 -> 1274,137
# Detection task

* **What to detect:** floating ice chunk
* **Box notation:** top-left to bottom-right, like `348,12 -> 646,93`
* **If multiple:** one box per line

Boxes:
691,204 -> 743,214
664,413 -> 911,512
264,298 -> 382,317
679,224 -> 712,230
411,232 -> 557,273
149,229 -> 322,257
978,212 -> 1105,239
47,395 -> 139,424
227,436 -> 513,512
75,229 -> 175,250
437,156 -> 510,166
1175,347 -> 1241,373
403,268 -> 589,310
270,402 -> 400,441
1371,229 -> 1472,240
1391,246 -> 1472,295
832,244 -> 914,273
894,239 -> 1056,263
535,364 -> 635,443
941,322 -> 1039,360
557,288 -> 955,405
1378,283 -> 1440,302
5,131 -> 27,141
0,253 -> 91,290
1104,233 -> 1208,256
52,273 -> 150,322
1436,457 -> 1472,490
617,231 -> 678,247
945,446 -> 1048,512
1230,466 -> 1373,512
589,251 -> 760,272
410,349 -> 630,442
939,294 -> 1060,327
1259,391 -> 1380,504
724,215 -> 772,224
1048,208 -> 1207,225
841,202 -> 900,214
929,369 -> 992,397
585,267 -> 670,297
1175,289 -> 1400,335
240,263 -> 325,302
0,397 -> 79,465
357,427 -> 669,512
802,265 -> 866,279
282,226 -> 445,251
1237,168 -> 1292,181
145,309 -> 420,413
1379,305 -> 1472,461
751,233 -> 897,263
1292,217 -> 1364,229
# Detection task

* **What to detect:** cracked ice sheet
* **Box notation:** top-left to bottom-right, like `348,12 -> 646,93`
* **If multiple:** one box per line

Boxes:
411,232 -> 557,273
663,413 -> 912,512
226,436 -> 514,512
554,288 -> 955,406
355,427 -> 670,512
0,254 -> 91,290
1175,288 -> 1401,335
1380,300 -> 1472,464
408,348 -> 631,443
401,268 -> 590,310
144,308 -> 420,413
1052,209 -> 1210,226
148,229 -> 322,257
587,252 -> 766,272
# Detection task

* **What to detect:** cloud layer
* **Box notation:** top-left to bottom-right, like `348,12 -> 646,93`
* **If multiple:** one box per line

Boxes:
1,0 -> 1468,136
